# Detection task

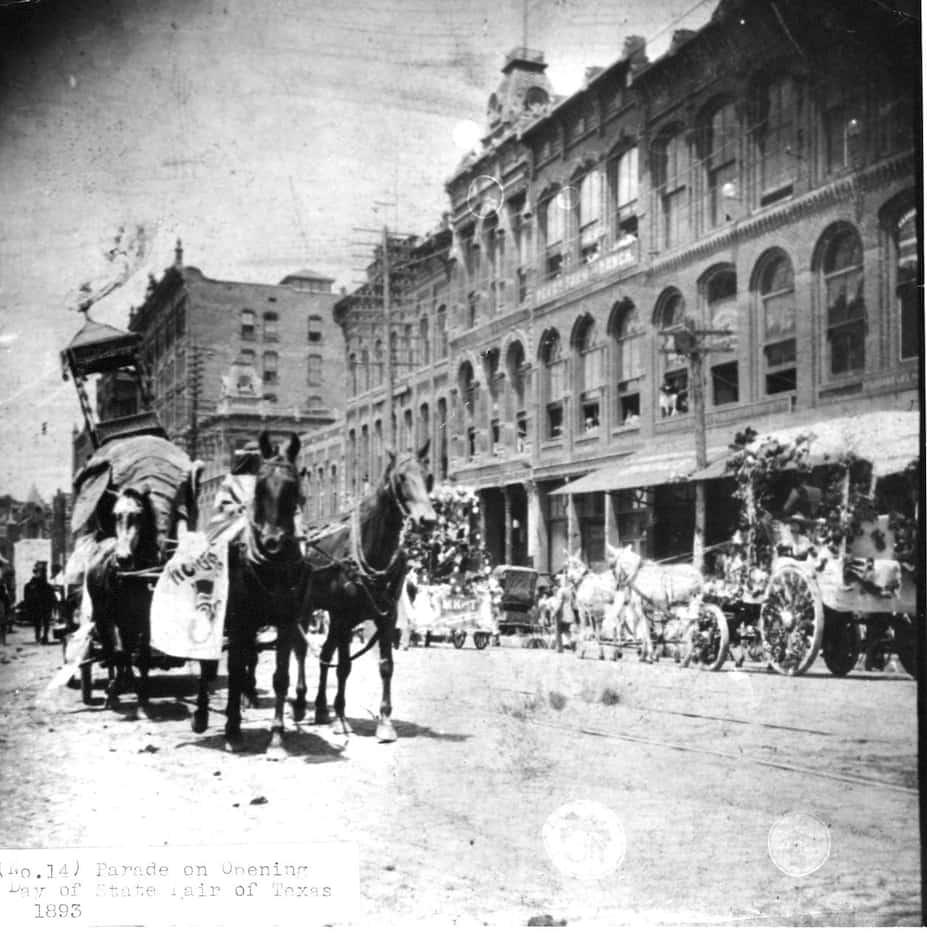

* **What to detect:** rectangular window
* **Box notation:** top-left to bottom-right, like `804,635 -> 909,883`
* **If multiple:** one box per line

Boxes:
263,312 -> 278,342
610,147 -> 639,239
241,310 -> 255,340
308,316 -> 323,343
900,284 -> 919,360
660,369 -> 688,417
711,361 -> 739,406
547,403 -> 564,439
307,354 -> 322,386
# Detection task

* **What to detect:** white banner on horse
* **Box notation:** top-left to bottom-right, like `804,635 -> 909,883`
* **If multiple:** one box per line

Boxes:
150,532 -> 228,660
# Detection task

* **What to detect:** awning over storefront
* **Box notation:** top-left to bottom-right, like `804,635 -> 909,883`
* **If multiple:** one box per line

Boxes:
689,410 -> 921,482
551,445 -> 727,495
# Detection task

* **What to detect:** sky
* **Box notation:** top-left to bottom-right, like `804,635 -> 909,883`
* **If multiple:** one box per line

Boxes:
0,0 -> 717,501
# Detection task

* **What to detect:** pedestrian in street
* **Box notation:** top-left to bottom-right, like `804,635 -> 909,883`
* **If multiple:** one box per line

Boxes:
553,570 -> 576,654
23,561 -> 57,644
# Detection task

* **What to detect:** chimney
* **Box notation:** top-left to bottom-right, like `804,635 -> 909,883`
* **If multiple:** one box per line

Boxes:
584,66 -> 605,85
622,35 -> 647,67
174,238 -> 184,269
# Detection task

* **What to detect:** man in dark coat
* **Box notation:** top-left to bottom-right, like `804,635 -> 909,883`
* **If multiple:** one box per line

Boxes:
23,561 -> 57,644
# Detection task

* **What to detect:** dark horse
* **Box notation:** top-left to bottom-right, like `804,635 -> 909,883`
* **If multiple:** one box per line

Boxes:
85,487 -> 161,708
223,432 -> 312,754
303,442 -> 435,742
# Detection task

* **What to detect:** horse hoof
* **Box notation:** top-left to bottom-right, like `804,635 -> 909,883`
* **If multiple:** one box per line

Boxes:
314,706 -> 331,726
292,699 -> 307,723
266,732 -> 287,759
192,711 -> 209,734
332,717 -> 351,736
376,719 -> 398,743
224,732 -> 244,754
242,692 -> 259,711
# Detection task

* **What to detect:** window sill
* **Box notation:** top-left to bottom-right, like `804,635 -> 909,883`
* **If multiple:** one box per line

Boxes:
612,423 -> 641,436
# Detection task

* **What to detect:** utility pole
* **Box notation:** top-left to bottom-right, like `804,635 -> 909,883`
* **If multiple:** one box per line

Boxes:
382,224 -> 394,451
660,318 -> 732,573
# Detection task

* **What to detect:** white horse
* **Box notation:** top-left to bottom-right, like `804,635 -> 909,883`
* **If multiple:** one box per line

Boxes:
606,543 -> 704,663
561,551 -> 632,658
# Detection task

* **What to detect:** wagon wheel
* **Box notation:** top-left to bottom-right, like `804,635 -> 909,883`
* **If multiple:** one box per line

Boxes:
689,603 -> 729,671
760,564 -> 824,675
893,615 -> 918,680
821,608 -> 861,677
451,630 -> 467,650
473,632 -> 490,651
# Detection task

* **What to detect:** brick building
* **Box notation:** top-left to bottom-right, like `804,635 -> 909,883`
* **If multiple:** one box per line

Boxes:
302,0 -> 920,571
116,243 -> 343,516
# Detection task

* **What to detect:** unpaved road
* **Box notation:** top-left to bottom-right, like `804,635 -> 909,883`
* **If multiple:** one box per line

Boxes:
0,626 -> 920,927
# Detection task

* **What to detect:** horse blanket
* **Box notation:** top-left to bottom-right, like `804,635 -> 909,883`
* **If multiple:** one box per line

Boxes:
71,435 -> 197,544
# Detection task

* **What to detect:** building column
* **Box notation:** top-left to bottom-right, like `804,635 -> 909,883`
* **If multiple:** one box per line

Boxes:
526,480 -> 544,569
503,487 -> 513,565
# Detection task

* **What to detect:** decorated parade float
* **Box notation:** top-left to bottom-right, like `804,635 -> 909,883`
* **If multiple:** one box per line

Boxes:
400,484 -> 498,649
701,411 -> 919,677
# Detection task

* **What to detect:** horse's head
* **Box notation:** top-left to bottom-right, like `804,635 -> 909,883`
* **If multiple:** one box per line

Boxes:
606,543 -> 641,587
384,440 -> 437,529
253,431 -> 303,557
112,487 -> 156,569
562,549 -> 588,587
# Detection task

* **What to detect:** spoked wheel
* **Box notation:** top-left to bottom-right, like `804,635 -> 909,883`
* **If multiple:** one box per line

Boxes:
821,609 -> 861,677
473,632 -> 490,651
688,603 -> 730,671
451,630 -> 467,650
760,564 -> 824,675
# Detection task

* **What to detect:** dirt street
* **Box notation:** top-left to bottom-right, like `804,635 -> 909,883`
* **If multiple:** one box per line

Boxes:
0,625 -> 920,927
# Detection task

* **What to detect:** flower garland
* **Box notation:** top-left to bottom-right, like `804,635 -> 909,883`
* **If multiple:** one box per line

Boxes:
402,484 -> 492,594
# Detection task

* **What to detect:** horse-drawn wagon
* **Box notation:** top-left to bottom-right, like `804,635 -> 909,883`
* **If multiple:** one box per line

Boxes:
699,411 -> 920,677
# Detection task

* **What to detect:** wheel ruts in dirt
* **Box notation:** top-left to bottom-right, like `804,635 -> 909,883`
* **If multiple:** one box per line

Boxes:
759,564 -> 824,675
821,608 -> 861,677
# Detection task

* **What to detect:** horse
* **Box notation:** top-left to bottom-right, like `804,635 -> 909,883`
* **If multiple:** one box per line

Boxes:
222,431 -> 312,754
606,543 -> 705,663
561,551 -> 623,656
303,442 -> 436,742
85,486 -> 161,708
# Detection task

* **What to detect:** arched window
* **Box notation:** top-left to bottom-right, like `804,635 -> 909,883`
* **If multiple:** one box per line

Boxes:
820,226 -> 865,376
574,317 -> 602,433
418,402 -> 430,451
360,424 -> 370,485
577,171 -> 602,263
754,74 -> 798,200
704,268 -> 739,405
436,305 -> 447,359
607,147 -> 639,240
403,324 -> 414,368
654,290 -> 688,417
420,315 -> 430,365
347,429 -> 357,498
373,339 -> 384,385
436,397 -> 448,479
653,127 -> 689,249
542,191 -> 565,279
756,252 -> 797,394
540,330 -> 565,439
896,208 -> 919,361
458,361 -> 477,459
506,341 -> 528,452
330,465 -> 338,515
701,100 -> 740,227
610,300 -> 642,426
361,348 -> 370,392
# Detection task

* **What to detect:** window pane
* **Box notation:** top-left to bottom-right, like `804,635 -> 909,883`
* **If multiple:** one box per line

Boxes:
618,148 -> 638,207
826,269 -> 864,326
764,292 -> 796,339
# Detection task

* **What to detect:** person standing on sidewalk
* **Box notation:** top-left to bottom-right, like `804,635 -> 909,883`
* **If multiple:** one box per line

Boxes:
23,562 -> 57,644
0,575 -> 11,645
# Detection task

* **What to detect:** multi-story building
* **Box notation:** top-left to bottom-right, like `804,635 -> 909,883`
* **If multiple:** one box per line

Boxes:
302,0 -> 920,572
117,243 -> 343,516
